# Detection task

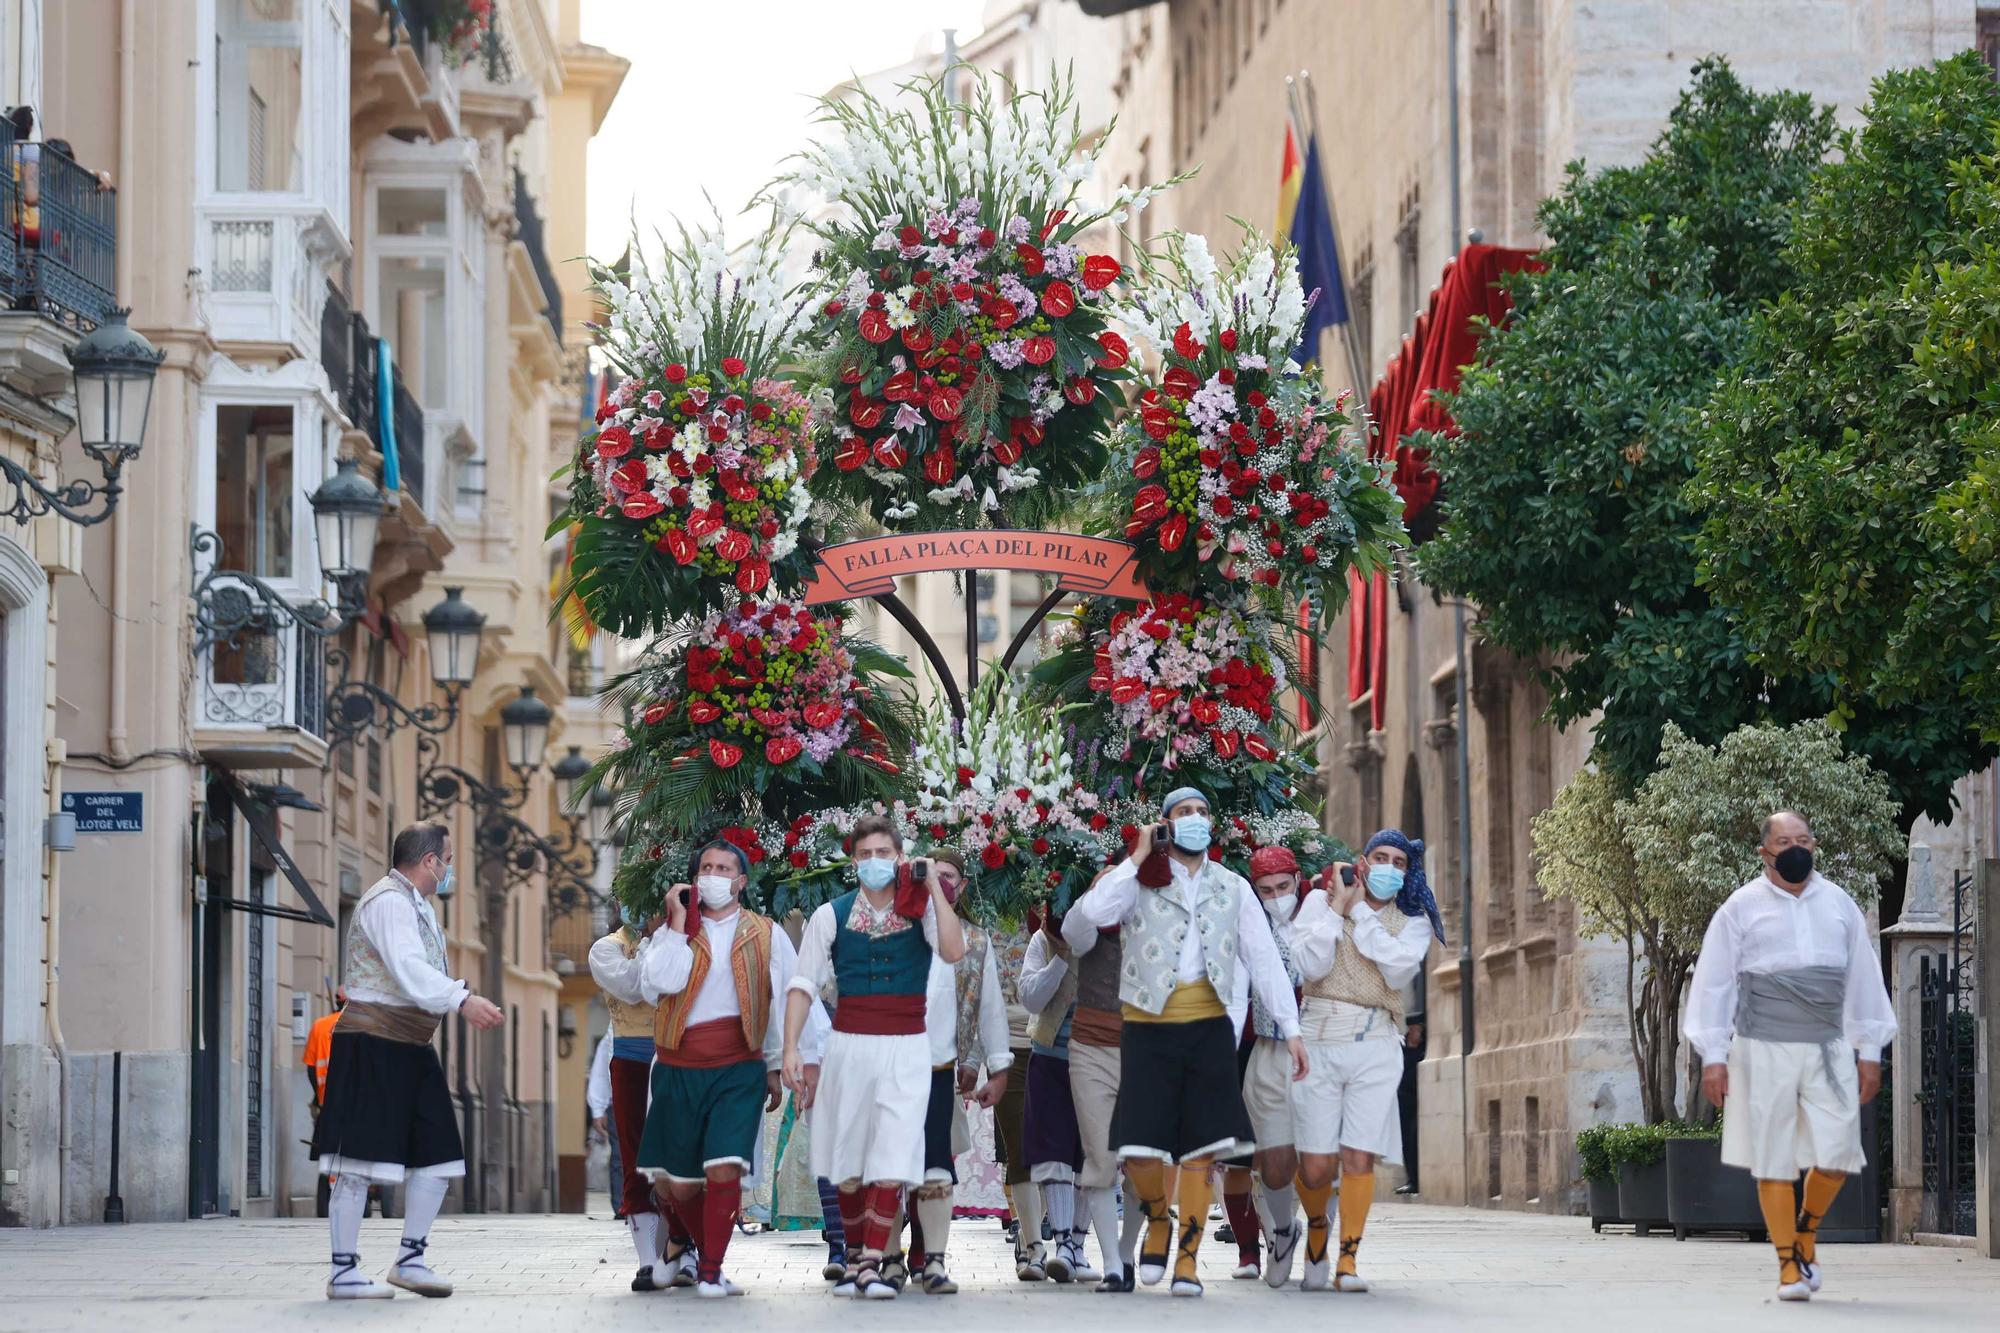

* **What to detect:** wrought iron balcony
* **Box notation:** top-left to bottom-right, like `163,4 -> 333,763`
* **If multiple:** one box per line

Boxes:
513,168 -> 562,344
1,120 -> 118,332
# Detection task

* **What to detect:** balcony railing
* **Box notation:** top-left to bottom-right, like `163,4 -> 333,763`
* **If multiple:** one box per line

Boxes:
390,361 -> 426,508
199,608 -> 329,741
1,120 -> 119,331
513,168 -> 562,344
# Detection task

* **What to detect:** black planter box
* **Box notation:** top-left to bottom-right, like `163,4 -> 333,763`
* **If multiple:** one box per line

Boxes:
1616,1159 -> 1670,1236
1588,1176 -> 1622,1232
1666,1137 -> 1765,1241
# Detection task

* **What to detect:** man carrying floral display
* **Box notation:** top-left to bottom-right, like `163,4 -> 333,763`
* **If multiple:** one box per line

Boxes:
1289,830 -> 1441,1293
634,838 -> 802,1299
1064,788 -> 1307,1297
783,815 -> 966,1299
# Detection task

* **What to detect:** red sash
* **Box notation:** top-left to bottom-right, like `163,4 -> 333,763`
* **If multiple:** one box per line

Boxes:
657,1017 -> 758,1069
832,993 -> 926,1036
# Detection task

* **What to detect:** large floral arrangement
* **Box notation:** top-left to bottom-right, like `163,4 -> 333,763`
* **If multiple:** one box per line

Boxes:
595,598 -> 916,848
1110,230 -> 1402,616
560,222 -> 821,636
778,66 -> 1170,531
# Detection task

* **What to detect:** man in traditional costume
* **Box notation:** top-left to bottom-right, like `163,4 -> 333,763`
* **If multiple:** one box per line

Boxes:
635,838 -> 800,1298
311,823 -> 505,1300
1684,811 -> 1895,1302
1290,829 -> 1440,1293
1064,788 -> 1307,1297
783,814 -> 966,1299
1017,906 -> 1099,1284
1062,868 -> 1146,1292
588,908 -> 687,1290
1238,846 -> 1309,1288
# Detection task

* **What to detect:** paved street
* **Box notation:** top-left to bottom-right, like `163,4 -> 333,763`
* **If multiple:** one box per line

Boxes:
0,1198 -> 1994,1332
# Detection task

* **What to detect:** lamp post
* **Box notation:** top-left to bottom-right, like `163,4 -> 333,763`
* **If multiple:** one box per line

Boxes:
308,457 -> 388,610
5,309 -> 165,527
500,686 -> 553,776
550,745 -> 591,818
322,586 -> 486,753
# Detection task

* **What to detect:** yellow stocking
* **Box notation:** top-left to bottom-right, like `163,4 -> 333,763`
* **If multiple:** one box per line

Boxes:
1337,1172 -> 1374,1275
1797,1169 -> 1844,1266
1173,1157 -> 1214,1284
1124,1158 -> 1172,1271
1756,1180 -> 1801,1284
1297,1180 -> 1334,1264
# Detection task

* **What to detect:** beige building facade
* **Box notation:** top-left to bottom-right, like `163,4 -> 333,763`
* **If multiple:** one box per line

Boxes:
0,0 -> 624,1229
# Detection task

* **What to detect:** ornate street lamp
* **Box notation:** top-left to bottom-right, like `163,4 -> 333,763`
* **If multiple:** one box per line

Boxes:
322,585 -> 487,753
4,309 -> 163,526
309,457 -> 388,604
550,745 -> 591,815
423,587 -> 485,689
587,782 -> 615,847
500,685 -> 553,776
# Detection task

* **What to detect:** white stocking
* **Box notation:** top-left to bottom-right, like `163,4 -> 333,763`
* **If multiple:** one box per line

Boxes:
398,1175 -> 448,1269
328,1174 -> 370,1274
915,1191 -> 952,1265
1087,1185 -> 1122,1275
1118,1180 -> 1143,1265
1044,1180 -> 1075,1236
1014,1181 -> 1045,1254
631,1212 -> 660,1267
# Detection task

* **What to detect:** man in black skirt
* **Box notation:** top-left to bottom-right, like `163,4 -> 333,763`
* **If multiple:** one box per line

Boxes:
311,822 -> 505,1299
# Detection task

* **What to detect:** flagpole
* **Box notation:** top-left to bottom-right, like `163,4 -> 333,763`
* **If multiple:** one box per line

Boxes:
1292,72 -> 1374,418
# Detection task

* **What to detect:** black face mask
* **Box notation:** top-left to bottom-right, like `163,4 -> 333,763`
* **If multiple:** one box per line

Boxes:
1772,846 -> 1814,883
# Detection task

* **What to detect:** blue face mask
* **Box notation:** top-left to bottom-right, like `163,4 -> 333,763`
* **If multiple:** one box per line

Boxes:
1170,814 -> 1212,854
855,857 -> 897,891
429,856 -> 455,899
1367,864 -> 1404,899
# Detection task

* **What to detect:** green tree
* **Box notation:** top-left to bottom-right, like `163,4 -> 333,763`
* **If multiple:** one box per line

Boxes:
1689,53 -> 2000,797
1534,720 -> 1903,1123
1418,60 -> 1835,790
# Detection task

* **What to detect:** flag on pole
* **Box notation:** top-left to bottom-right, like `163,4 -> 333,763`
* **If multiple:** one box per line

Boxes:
1287,134 -> 1349,369
1276,121 -> 1304,236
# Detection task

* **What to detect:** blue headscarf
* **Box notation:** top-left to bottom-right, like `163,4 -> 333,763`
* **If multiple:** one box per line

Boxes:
1363,828 -> 1446,943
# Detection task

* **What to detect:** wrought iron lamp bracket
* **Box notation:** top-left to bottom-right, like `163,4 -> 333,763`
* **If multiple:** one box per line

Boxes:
189,525 -> 346,659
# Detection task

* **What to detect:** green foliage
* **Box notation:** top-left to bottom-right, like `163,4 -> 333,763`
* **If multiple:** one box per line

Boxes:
1601,1120 -> 1711,1170
1574,1122 -> 1620,1184
1418,59 -> 1836,788
1689,52 -> 2000,798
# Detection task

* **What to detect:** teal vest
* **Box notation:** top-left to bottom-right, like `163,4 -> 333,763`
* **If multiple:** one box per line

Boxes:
831,890 -> 931,997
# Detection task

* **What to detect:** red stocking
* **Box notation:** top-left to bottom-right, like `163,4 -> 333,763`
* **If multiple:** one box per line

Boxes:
836,1184 -> 865,1255
699,1179 -> 741,1283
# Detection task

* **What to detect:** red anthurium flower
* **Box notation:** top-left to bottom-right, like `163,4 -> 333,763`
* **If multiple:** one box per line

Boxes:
735,558 -> 770,594
981,843 -> 1008,870
1096,330 -> 1130,368
872,437 -> 908,469
834,435 -> 870,471
1021,336 -> 1056,365
983,296 -> 1020,330
1041,280 -> 1077,318
686,510 -> 723,540
708,739 -> 743,769
1243,734 -> 1277,762
621,491 -> 663,519
858,309 -> 892,343
992,435 -> 1023,466
765,735 -> 803,765
642,703 -> 670,725
929,386 -> 964,421
595,425 -> 633,459
1063,376 -> 1097,406
1210,729 -> 1240,759
902,325 -> 935,353
663,528 -> 698,565
1013,418 -> 1045,448
1148,687 -> 1179,714
1158,512 -> 1189,552
1162,365 -> 1201,401
1087,667 -> 1112,692
1129,483 -> 1168,525
686,700 -> 721,724
850,394 -> 886,429
1172,321 -> 1204,360
923,447 -> 956,485
881,369 -> 917,402
1081,254 -> 1122,291
1108,678 -> 1145,705
1016,243 -> 1045,275
802,701 -> 843,729
1189,696 -> 1221,726
1132,446 -> 1161,479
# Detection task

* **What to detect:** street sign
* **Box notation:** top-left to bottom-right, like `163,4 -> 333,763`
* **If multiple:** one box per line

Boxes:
62,790 -> 143,834
801,529 -> 1150,605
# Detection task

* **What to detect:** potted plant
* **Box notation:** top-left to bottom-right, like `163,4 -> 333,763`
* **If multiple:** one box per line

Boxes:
1666,1118 -> 1765,1241
1577,1123 -> 1623,1232
1607,1122 -> 1671,1235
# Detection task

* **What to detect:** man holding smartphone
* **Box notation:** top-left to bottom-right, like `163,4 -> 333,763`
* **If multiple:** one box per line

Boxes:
1289,829 -> 1442,1293
1063,788 -> 1307,1297
781,814 -> 966,1298
634,838 -> 800,1298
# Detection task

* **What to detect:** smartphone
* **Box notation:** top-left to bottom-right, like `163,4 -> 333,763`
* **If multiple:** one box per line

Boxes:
1339,865 -> 1356,887
911,859 -> 928,882
1154,822 -> 1171,845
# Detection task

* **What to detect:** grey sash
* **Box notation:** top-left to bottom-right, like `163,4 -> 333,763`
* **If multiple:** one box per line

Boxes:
1734,965 -> 1847,1091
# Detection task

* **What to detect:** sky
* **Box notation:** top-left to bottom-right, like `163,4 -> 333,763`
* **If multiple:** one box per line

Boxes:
582,0 -> 993,260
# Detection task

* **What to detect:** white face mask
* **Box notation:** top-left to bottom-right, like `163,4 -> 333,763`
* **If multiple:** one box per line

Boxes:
696,875 -> 737,910
1263,893 -> 1297,921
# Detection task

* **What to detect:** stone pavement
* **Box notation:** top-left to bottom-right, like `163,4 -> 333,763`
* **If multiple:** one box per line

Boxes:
1,1199 -> 1995,1332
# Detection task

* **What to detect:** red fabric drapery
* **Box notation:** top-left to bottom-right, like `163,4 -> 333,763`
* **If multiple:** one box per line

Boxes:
1345,243 -> 1541,730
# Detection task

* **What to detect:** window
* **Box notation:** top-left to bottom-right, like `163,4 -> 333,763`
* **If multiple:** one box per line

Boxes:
214,0 -> 303,194
1396,195 -> 1423,328
215,404 -> 296,579
376,187 -> 450,408
1486,1099 -> 1503,1198
1350,243 -> 1375,384
1524,1096 -> 1542,1201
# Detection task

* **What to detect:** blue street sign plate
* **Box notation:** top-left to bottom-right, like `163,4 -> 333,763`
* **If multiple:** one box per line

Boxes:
63,790 -> 143,833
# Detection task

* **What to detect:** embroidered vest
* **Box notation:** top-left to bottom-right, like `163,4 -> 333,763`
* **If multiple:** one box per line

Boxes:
1118,861 -> 1242,1017
345,873 -> 447,1005
600,927 -> 656,1039
831,890 -> 931,997
1250,913 -> 1303,1041
952,925 -> 990,1069
1303,901 -> 1412,1023
654,911 -> 774,1055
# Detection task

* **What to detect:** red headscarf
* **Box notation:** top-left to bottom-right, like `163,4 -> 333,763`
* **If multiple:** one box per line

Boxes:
1248,846 -> 1300,880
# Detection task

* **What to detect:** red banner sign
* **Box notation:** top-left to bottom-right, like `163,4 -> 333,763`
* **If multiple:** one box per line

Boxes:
801,530 -> 1149,605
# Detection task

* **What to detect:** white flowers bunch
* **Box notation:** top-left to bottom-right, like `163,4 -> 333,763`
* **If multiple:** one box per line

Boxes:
1112,228 -> 1313,368
911,668 -> 1074,814
592,215 -> 812,380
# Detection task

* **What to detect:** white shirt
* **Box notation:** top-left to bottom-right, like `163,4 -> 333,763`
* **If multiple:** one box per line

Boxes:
638,908 -> 799,1068
924,943 -> 1014,1071
585,1032 -> 614,1118
587,931 -> 647,1006
786,891 -> 941,998
1289,890 -> 1433,990
1061,903 -> 1108,958
1683,873 -> 1898,1064
346,876 -> 467,1015
1066,854 -> 1301,1039
1018,930 -> 1069,1015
